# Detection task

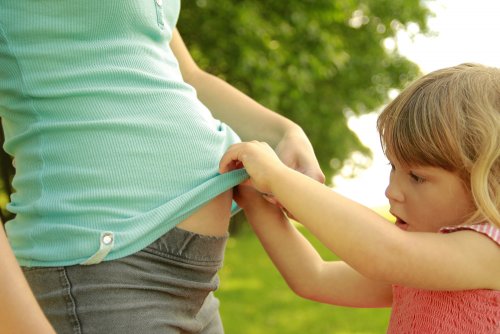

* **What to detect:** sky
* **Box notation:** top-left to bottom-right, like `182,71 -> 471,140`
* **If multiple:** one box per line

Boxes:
333,0 -> 500,208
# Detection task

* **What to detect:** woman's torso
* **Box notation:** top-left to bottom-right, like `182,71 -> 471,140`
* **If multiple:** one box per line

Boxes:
0,0 -> 247,266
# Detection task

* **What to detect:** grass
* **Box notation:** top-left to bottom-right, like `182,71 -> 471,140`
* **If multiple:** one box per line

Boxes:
217,208 -> 393,334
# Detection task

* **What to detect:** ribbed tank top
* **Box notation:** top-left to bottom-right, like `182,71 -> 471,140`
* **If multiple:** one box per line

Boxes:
388,223 -> 500,333
0,0 -> 248,266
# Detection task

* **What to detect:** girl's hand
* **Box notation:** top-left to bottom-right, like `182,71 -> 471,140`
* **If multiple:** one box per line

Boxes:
219,141 -> 286,194
234,184 -> 291,215
233,185 -> 267,210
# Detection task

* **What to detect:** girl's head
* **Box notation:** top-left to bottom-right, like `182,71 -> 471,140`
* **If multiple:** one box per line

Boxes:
377,63 -> 500,227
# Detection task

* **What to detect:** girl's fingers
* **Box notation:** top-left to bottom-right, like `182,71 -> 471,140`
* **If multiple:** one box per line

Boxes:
241,178 -> 253,187
262,193 -> 278,205
219,144 -> 243,173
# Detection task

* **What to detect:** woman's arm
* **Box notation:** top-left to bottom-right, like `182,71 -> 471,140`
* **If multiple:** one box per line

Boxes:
170,28 -> 324,183
0,226 -> 55,334
236,186 -> 393,308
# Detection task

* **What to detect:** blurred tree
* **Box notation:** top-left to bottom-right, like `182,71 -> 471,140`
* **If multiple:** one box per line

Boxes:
179,0 -> 431,181
0,0 -> 431,223
0,119 -> 14,223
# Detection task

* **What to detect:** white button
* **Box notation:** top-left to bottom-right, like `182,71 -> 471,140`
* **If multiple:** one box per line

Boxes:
102,233 -> 113,245
156,0 -> 163,6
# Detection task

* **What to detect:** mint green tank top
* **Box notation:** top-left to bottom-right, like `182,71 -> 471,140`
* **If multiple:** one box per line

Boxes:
0,0 -> 248,266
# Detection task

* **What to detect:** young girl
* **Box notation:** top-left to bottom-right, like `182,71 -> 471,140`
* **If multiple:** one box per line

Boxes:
219,63 -> 500,333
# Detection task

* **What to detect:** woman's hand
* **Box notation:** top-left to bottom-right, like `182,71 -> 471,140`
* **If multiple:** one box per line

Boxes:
265,126 -> 325,214
274,126 -> 325,184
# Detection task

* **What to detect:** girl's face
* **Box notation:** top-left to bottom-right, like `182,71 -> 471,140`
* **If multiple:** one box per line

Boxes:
385,159 -> 475,232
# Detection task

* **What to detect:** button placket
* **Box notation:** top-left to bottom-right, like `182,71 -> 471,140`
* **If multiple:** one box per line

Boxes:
102,233 -> 113,245
155,0 -> 165,29
80,231 -> 115,265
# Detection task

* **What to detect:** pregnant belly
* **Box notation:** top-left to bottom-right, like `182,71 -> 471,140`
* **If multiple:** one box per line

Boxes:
176,189 -> 233,236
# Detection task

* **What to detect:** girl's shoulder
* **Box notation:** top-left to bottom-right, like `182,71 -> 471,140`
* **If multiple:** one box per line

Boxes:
440,222 -> 500,247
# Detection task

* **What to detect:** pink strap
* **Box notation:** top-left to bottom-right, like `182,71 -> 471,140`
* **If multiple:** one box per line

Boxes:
440,222 -> 500,246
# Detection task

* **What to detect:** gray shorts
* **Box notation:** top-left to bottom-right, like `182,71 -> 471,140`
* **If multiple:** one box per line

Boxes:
22,227 -> 228,334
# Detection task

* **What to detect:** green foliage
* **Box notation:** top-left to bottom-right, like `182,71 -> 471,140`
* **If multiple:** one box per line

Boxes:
0,1 -> 432,217
0,125 -> 14,223
218,223 -> 391,333
179,0 -> 431,181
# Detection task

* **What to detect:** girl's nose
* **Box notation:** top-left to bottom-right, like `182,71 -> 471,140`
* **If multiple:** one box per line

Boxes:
385,178 -> 404,202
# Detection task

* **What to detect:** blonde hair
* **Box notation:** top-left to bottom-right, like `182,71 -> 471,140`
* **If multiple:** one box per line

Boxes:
377,63 -> 500,227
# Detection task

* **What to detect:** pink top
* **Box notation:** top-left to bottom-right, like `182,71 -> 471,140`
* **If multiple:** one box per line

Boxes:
388,222 -> 500,334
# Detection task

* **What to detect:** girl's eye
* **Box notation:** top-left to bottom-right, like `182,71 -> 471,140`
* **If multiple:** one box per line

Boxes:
409,172 -> 425,183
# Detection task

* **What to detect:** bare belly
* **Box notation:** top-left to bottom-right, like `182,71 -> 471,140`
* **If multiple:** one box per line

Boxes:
176,189 -> 233,236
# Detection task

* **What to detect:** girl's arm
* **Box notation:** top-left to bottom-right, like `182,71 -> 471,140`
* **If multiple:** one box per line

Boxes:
170,28 -> 324,183
237,186 -> 393,307
0,226 -> 55,334
220,141 -> 500,291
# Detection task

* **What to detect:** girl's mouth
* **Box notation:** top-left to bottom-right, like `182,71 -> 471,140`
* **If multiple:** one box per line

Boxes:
395,217 -> 409,231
